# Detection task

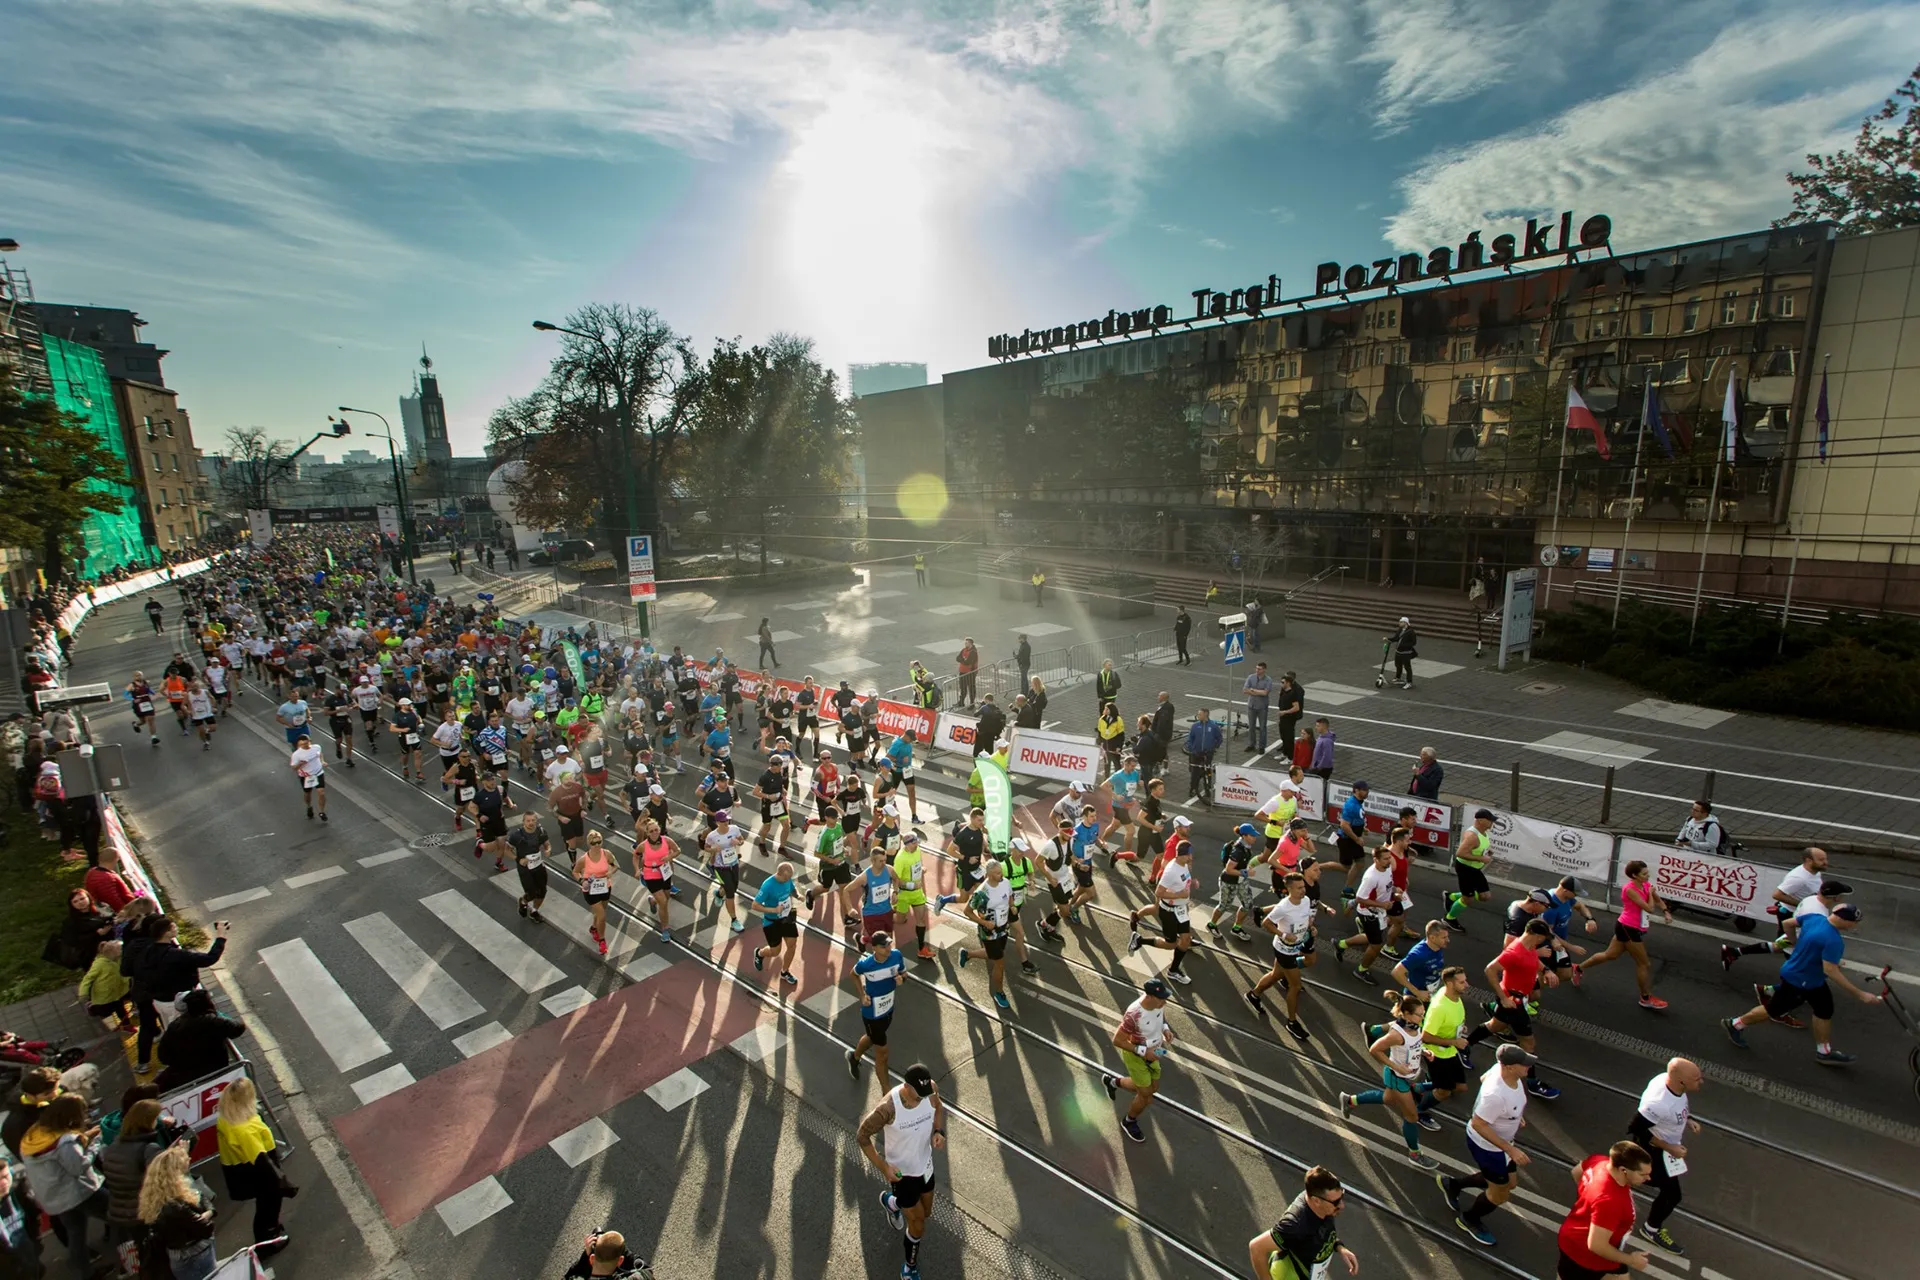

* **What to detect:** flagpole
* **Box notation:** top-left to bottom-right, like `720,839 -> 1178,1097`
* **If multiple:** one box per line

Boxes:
1688,458 -> 1722,645
1612,386 -> 1650,632
1544,397 -> 1570,611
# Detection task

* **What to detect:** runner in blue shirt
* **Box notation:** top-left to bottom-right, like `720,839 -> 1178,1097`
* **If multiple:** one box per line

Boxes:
703,721 -> 731,767
1068,806 -> 1104,918
1393,921 -> 1451,995
848,931 -> 907,1082
1336,783 -> 1371,901
885,730 -> 923,822
1723,904 -> 1878,1062
750,861 -> 801,985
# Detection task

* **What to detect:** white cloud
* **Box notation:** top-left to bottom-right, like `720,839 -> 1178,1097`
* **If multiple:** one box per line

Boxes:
1358,0 -> 1598,131
1384,9 -> 1920,250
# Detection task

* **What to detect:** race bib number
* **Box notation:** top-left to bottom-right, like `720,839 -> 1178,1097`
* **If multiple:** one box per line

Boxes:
488,751 -> 507,765
135,701 -> 153,715
404,732 -> 421,746
588,755 -> 604,771
541,747 -> 555,761
458,786 -> 476,802
584,876 -> 609,894
302,774 -> 320,789
522,851 -> 544,870
1663,1153 -> 1687,1177
768,801 -> 787,820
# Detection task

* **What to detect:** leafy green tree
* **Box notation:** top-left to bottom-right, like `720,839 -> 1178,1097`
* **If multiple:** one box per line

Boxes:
0,369 -> 129,583
1777,64 -> 1920,232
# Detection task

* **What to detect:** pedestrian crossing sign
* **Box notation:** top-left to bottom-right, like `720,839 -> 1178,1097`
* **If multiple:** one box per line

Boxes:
1223,630 -> 1246,664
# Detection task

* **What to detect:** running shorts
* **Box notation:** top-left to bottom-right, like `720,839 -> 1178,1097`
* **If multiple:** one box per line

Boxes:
1765,979 -> 1835,1021
763,916 -> 798,944
1454,863 -> 1490,896
862,1012 -> 893,1046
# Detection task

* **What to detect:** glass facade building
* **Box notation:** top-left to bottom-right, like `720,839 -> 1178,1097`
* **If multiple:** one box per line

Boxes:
945,224 -> 1830,590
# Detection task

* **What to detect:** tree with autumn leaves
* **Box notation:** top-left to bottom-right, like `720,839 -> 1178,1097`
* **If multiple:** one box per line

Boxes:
0,368 -> 131,585
1778,63 -> 1920,232
486,306 -> 853,568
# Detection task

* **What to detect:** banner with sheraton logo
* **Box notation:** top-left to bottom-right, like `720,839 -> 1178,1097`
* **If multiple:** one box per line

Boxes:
1007,727 -> 1100,784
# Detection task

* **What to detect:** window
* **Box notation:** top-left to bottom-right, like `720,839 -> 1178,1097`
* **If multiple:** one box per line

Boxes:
1721,291 -> 1739,324
1747,294 -> 1763,323
170,454 -> 179,471
1490,374 -> 1514,403
141,415 -> 153,435
1638,307 -> 1655,335
156,487 -> 167,506
152,451 -> 163,472
164,421 -> 174,437
1370,345 -> 1386,366
1382,308 -> 1396,329
1455,375 -> 1480,402
1682,297 -> 1700,332
1774,291 -> 1796,318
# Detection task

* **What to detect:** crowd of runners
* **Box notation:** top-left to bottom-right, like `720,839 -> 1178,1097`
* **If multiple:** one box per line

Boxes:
88,529 -> 1892,1280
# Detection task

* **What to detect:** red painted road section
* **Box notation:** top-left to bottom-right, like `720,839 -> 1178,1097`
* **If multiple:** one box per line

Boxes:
334,924 -> 844,1226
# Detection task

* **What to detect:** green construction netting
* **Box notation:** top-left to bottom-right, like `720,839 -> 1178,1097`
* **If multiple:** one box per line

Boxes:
42,334 -> 151,578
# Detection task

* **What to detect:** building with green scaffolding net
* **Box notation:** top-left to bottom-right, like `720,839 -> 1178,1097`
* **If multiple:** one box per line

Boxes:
43,333 -> 153,578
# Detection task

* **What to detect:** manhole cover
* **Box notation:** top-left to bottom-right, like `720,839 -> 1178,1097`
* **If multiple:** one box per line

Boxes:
1519,682 -> 1562,695
411,832 -> 460,848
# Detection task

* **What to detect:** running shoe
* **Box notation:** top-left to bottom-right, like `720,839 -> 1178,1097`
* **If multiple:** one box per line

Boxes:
1640,1225 -> 1685,1256
1067,908 -> 1081,925
1436,1173 -> 1460,1213
1121,1117 -> 1145,1143
933,893 -> 957,914
1230,926 -> 1252,941
1246,989 -> 1265,1012
846,1049 -> 861,1080
1338,1092 -> 1356,1120
1207,919 -> 1225,934
729,919 -> 746,933
957,946 -> 970,970
657,927 -> 671,941
319,812 -> 328,823
1126,931 -> 1143,955
669,883 -> 681,896
519,901 -> 529,917
1020,961 -> 1040,976
1380,944 -> 1402,960
595,933 -> 608,956
1455,1216 -> 1496,1247
1354,966 -> 1375,985
1523,1079 -> 1560,1100
992,991 -> 1010,1009
916,946 -> 935,961
753,949 -> 765,972
879,1190 -> 903,1233
1407,1150 -> 1440,1171
1638,996 -> 1669,1011
1719,944 -> 1738,973
1568,962 -> 1581,987
781,971 -> 797,986
1334,939 -> 1347,960
1285,1019 -> 1311,1043
803,888 -> 817,912
1102,1075 -> 1119,1101
1167,969 -> 1192,985
1416,1114 -> 1443,1133
1815,1047 -> 1856,1065
902,1266 -> 921,1280
1038,923 -> 1063,943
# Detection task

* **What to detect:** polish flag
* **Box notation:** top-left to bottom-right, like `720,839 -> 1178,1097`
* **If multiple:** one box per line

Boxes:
1565,385 -> 1610,460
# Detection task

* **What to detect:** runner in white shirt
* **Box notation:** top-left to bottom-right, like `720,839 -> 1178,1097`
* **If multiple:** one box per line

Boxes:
353,677 -> 383,751
1126,841 -> 1195,985
1247,872 -> 1324,1041
702,813 -> 747,934
1101,979 -> 1176,1144
1335,846 -> 1401,983
289,733 -> 328,822
1722,846 -> 1838,970
1441,1044 -> 1534,1247
1629,1058 -> 1703,1255
506,692 -> 536,770
185,682 -> 217,749
203,659 -> 231,714
858,1065 -> 946,1277
545,743 -> 583,790
1341,990 -> 1443,1170
430,710 -> 464,787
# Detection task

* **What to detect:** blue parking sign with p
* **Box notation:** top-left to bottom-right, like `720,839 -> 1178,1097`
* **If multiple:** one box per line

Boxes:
628,535 -> 651,560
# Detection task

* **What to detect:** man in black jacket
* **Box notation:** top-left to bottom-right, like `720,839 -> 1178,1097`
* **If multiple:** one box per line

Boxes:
974,696 -> 1006,758
154,989 -> 247,1089
1274,673 -> 1304,759
137,920 -> 230,1075
1388,617 -> 1418,689
1012,694 -> 1042,731
1173,607 -> 1192,665
1150,691 -> 1176,746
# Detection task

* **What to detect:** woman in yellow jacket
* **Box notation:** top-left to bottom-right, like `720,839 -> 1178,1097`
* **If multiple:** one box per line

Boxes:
1095,701 -> 1127,774
215,1077 -> 295,1255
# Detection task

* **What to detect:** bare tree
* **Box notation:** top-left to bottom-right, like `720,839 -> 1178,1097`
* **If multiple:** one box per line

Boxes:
1192,521 -> 1293,585
216,426 -> 290,512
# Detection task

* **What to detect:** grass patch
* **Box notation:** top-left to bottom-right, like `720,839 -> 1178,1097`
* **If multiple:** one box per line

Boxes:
0,801 -> 89,1006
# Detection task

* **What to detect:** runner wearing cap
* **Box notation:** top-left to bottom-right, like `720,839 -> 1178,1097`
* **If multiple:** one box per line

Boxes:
1444,808 -> 1496,929
389,696 -> 425,781
1130,814 -> 1198,937
1037,820 -> 1077,942
893,832 -> 936,961
955,860 -> 1016,1009
1127,841 -> 1196,985
1723,902 -> 1878,1062
1207,820 -> 1258,941
1050,781 -> 1092,831
858,1063 -> 945,1280
848,930 -> 907,1085
703,811 -> 746,933
1254,777 -> 1302,860
1465,920 -> 1563,1099
1440,1042 -> 1536,1247
1102,979 -> 1177,1142
1247,872 -> 1324,1042
1334,781 -> 1371,901
1722,847 -> 1841,969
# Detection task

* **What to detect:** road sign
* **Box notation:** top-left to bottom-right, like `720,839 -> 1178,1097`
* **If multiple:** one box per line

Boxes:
1223,630 -> 1247,665
626,534 -> 656,603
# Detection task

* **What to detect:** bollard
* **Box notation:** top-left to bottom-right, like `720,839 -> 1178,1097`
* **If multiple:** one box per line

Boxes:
1510,763 -> 1521,813
1600,766 -> 1615,826
1701,770 -> 1716,803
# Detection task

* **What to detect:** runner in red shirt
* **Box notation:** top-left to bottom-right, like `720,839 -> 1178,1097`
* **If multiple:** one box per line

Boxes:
1465,919 -> 1561,1099
1555,1143 -> 1654,1278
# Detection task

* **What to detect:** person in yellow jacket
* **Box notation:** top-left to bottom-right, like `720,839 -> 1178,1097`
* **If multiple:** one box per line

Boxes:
892,831 -> 935,961
1254,775 -> 1303,856
78,939 -> 134,1031
216,1076 -> 294,1253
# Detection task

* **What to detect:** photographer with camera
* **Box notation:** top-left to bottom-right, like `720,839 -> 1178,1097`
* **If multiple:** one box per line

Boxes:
564,1228 -> 653,1278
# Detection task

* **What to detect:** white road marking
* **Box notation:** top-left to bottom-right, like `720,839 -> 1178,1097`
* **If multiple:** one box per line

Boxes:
778,599 -> 832,610
483,872 -> 644,962
645,1066 -> 710,1111
343,912 -> 485,1031
1302,681 -> 1375,707
745,629 -> 803,643
697,611 -> 746,623
729,1024 -> 788,1064
283,866 -> 347,889
1011,622 -> 1072,636
801,985 -> 859,1020
350,1063 -> 415,1106
451,1021 -> 512,1057
434,1177 -> 512,1236
205,886 -> 272,910
357,848 -> 414,868
1528,730 -> 1659,767
420,888 -> 567,992
257,939 -> 392,1072
813,655 -> 881,676
621,952 -> 674,984
540,986 -> 595,1017
1406,658 -> 1463,679
548,1117 -> 620,1167
926,604 -> 977,616
1617,698 -> 1736,729
915,638 -> 968,654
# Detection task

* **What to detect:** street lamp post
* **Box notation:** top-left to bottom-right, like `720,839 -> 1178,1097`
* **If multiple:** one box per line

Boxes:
335,407 -> 416,584
532,320 -> 646,636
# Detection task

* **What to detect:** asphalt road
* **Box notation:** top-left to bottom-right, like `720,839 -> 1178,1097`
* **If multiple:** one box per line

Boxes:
68,569 -> 1920,1280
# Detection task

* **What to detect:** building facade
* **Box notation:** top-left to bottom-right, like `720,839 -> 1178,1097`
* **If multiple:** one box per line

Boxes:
850,362 -> 928,397
113,378 -> 213,553
29,304 -> 168,385
398,350 -> 453,466
42,334 -> 151,578
935,218 -> 1920,612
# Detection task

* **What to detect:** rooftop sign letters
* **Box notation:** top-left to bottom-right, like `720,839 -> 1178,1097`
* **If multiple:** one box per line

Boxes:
985,212 -> 1611,361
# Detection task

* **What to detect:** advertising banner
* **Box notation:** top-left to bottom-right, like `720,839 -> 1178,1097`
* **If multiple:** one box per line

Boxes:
247,509 -> 273,550
932,710 -> 982,755
979,755 -> 1012,855
870,697 -> 936,743
1213,767 -> 1326,821
1327,782 -> 1453,849
1473,807 -> 1614,883
684,660 -> 933,743
157,1062 -> 249,1164
1007,727 -> 1100,784
376,504 -> 401,539
1616,836 -> 1771,922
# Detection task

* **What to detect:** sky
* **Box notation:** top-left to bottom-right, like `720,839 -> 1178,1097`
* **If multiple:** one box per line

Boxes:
3,0 -> 1915,460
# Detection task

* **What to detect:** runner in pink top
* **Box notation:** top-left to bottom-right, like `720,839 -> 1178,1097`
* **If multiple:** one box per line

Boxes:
631,818 -> 678,943
575,831 -> 616,956
1576,860 -> 1674,1010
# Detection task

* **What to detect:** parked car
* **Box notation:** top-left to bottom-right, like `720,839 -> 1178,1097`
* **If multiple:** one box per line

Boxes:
530,538 -> 597,567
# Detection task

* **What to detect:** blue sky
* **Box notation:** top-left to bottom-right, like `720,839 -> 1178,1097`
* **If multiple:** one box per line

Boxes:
3,0 -> 1914,459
